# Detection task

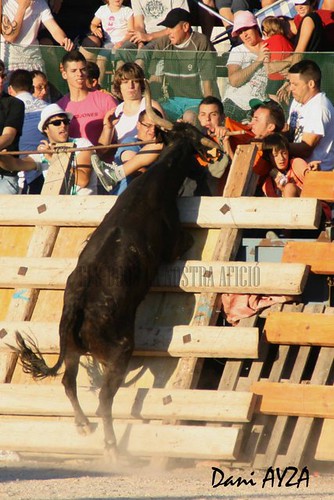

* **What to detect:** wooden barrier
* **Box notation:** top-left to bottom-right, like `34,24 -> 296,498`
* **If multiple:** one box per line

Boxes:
0,257 -> 309,294
0,322 -> 259,358
301,171 -> 334,201
0,195 -> 322,229
0,144 -> 331,466
0,417 -> 243,459
264,312 -> 334,346
282,241 -> 334,274
252,382 -> 334,418
0,384 -> 256,422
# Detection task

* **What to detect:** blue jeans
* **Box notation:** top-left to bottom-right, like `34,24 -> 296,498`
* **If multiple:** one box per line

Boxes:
161,97 -> 202,121
0,175 -> 19,194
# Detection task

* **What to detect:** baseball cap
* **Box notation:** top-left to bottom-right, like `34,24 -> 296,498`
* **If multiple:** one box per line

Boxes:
231,10 -> 258,37
38,103 -> 73,132
249,98 -> 281,109
294,0 -> 310,4
157,8 -> 191,28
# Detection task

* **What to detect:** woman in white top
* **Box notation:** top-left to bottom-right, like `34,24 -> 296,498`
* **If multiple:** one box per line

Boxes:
222,11 -> 269,123
98,62 -> 164,147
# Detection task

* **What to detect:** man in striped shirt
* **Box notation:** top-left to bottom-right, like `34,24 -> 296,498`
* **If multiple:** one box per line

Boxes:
137,8 -> 218,121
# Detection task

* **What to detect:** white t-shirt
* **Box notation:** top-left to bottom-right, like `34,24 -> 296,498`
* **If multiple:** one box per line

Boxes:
1,0 -> 53,46
114,97 -> 146,143
288,92 -> 334,171
31,137 -> 97,195
0,0 -> 53,70
131,0 -> 189,34
95,5 -> 133,45
223,44 -> 267,111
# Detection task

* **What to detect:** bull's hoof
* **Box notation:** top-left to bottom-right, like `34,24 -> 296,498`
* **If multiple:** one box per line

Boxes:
104,443 -> 119,464
76,421 -> 97,436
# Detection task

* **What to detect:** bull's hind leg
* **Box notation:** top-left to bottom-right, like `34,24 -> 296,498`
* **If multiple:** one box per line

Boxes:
96,343 -> 133,461
62,352 -> 92,435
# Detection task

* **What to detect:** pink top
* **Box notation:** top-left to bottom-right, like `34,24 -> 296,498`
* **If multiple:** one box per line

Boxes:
58,90 -> 117,145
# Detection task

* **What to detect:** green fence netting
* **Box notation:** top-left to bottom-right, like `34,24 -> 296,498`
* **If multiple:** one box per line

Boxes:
3,43 -> 334,122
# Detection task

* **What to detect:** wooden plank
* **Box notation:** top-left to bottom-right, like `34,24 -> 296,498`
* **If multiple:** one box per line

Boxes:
0,322 -> 259,359
0,196 -> 322,229
0,417 -> 242,459
0,384 -> 256,422
282,241 -> 334,274
301,171 -> 334,201
0,258 -> 309,295
265,312 -> 334,346
315,419 -> 334,461
252,382 -> 334,418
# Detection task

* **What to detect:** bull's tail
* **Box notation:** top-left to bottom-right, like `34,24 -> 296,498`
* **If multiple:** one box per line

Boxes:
15,332 -> 65,380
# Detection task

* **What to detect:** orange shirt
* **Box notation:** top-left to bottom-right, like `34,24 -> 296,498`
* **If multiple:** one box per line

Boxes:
225,117 -> 272,178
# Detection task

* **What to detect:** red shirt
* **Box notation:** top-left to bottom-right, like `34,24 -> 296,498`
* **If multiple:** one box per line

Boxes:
266,34 -> 294,80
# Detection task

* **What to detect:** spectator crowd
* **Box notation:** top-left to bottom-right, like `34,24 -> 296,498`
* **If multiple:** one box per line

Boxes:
0,0 -> 333,207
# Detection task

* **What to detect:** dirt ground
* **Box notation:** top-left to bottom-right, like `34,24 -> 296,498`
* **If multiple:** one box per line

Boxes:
0,454 -> 334,500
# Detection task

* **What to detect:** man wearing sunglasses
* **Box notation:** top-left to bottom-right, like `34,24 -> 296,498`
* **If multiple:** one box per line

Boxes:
0,59 -> 25,194
0,103 -> 96,195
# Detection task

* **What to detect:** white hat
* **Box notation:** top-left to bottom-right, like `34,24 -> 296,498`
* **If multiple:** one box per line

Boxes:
38,103 -> 73,132
294,0 -> 309,3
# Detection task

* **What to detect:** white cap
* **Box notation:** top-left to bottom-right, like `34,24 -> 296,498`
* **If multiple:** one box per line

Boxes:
38,103 -> 73,132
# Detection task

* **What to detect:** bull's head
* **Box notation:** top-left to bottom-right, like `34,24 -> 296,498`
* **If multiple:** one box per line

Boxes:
144,80 -> 220,152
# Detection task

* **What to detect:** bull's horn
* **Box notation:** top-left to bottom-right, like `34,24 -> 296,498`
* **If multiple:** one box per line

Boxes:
144,80 -> 173,131
200,136 -> 222,150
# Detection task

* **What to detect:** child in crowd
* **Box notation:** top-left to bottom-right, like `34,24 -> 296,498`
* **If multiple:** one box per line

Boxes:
262,132 -> 318,197
87,0 -> 134,50
261,16 -> 294,96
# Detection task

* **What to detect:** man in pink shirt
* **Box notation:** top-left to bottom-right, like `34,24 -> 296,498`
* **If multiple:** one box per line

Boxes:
58,50 -> 117,146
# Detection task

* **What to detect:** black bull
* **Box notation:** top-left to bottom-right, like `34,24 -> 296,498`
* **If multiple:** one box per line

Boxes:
15,121 -> 218,459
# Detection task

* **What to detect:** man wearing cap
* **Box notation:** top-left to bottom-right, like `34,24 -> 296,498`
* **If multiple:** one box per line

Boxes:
128,0 -> 189,46
0,103 -> 97,195
287,59 -> 334,171
137,8 -> 218,121
0,59 -> 24,194
222,98 -> 286,182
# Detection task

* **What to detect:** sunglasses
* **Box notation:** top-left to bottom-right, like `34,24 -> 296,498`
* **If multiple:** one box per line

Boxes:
47,118 -> 71,127
139,122 -> 155,129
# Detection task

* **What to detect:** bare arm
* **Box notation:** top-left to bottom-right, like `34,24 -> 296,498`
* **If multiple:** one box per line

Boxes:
228,44 -> 269,88
73,150 -> 93,188
1,0 -> 31,43
0,127 -> 20,151
289,132 -> 321,158
294,16 -> 315,53
89,16 -> 103,40
43,18 -> 74,51
0,154 -> 37,171
122,143 -> 163,177
202,80 -> 213,97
